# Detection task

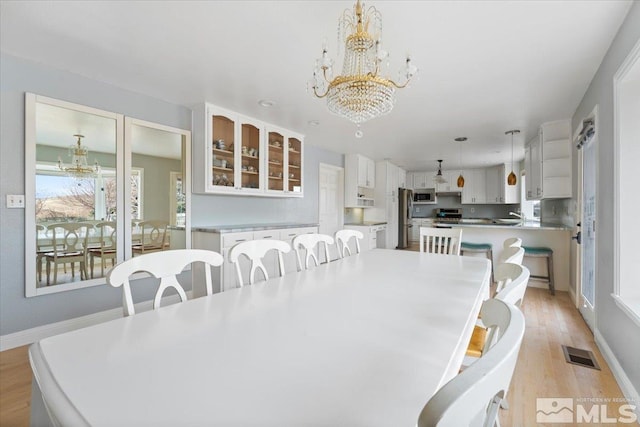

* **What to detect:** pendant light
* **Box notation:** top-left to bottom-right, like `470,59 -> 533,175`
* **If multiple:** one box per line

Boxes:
454,137 -> 467,188
435,160 -> 447,184
505,130 -> 520,186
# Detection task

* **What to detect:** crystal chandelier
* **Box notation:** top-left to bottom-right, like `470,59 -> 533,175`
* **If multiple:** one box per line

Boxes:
311,0 -> 417,132
57,134 -> 100,177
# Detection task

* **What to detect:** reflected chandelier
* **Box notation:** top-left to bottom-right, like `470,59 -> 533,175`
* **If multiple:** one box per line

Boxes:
311,0 -> 417,132
57,134 -> 100,177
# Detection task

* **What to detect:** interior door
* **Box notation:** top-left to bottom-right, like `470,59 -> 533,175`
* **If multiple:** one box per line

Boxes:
576,116 -> 597,331
319,164 -> 344,261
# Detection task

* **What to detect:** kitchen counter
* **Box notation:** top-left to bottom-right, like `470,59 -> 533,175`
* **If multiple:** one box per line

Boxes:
433,220 -> 571,231
192,223 -> 319,233
344,221 -> 388,226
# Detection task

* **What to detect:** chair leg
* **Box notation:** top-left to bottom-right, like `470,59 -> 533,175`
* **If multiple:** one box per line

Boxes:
90,255 -> 95,279
548,254 -> 555,295
46,260 -> 51,286
53,262 -> 58,286
488,249 -> 494,284
71,262 -> 75,278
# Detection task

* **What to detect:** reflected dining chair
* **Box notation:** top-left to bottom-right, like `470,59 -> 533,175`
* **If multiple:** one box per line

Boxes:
228,239 -> 291,287
334,229 -> 363,258
132,220 -> 169,256
44,222 -> 92,285
292,233 -> 334,271
107,249 -> 224,316
36,224 -> 48,282
418,299 -> 526,427
419,227 -> 462,255
88,221 -> 117,278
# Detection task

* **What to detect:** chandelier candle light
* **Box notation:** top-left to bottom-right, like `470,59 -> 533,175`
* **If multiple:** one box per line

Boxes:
505,129 -> 520,186
57,134 -> 100,178
311,0 -> 417,136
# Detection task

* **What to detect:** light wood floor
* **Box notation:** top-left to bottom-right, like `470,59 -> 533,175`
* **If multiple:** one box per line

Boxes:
0,289 -> 635,426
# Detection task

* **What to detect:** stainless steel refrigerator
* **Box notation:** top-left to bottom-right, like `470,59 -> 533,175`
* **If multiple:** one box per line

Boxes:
397,188 -> 413,249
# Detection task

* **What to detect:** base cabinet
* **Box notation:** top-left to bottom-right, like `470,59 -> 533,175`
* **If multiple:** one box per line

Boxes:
344,224 -> 386,253
192,226 -> 317,295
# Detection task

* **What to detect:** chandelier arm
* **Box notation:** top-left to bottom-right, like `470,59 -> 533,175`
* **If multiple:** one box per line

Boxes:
312,85 -> 330,98
388,78 -> 411,89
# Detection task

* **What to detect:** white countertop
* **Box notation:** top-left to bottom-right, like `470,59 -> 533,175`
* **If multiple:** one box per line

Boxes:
30,249 -> 490,427
436,220 -> 571,231
192,222 -> 319,233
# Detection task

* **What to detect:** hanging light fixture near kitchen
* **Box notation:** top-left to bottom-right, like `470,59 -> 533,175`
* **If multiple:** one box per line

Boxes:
435,159 -> 447,184
454,137 -> 467,188
310,0 -> 418,137
505,130 -> 520,186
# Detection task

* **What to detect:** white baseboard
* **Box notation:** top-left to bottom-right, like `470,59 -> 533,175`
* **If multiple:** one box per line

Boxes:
594,329 -> 640,416
0,293 -> 188,352
568,285 -> 578,309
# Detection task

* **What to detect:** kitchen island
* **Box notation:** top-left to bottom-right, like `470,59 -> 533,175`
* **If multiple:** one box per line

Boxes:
433,220 -> 572,292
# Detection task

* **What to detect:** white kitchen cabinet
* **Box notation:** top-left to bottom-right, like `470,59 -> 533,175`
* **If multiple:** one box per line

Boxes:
398,168 -> 407,188
410,219 -> 434,242
412,172 -> 430,189
344,224 -> 386,252
485,165 -> 504,203
540,120 -> 572,198
192,103 -> 304,197
191,226 -> 317,294
436,170 -> 462,193
461,169 -> 487,204
364,160 -> 398,249
356,155 -> 376,188
345,154 -> 376,208
525,133 -> 543,200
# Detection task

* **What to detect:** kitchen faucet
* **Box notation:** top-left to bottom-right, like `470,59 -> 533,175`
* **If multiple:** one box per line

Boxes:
509,211 -> 526,223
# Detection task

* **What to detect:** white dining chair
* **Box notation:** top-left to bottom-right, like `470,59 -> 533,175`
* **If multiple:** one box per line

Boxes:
498,246 -> 525,265
228,239 -> 291,286
88,221 -> 117,278
467,263 -> 530,358
503,237 -> 522,249
131,220 -> 169,256
44,222 -> 93,285
419,227 -> 462,255
107,249 -> 224,316
334,229 -> 364,258
292,233 -> 334,271
417,298 -> 526,427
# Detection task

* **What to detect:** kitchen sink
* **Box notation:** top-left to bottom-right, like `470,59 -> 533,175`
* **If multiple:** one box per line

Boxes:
491,218 -> 522,225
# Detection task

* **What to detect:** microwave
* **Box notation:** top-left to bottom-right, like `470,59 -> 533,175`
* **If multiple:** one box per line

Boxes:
413,188 -> 437,204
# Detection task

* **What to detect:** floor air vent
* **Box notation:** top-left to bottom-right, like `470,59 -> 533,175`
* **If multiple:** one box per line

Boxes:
562,345 -> 600,370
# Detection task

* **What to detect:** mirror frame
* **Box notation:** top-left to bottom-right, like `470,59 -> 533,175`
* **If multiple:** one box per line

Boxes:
25,94 -> 192,297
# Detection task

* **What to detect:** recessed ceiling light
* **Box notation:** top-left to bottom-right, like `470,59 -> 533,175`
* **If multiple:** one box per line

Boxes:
258,99 -> 276,108
308,120 -> 320,126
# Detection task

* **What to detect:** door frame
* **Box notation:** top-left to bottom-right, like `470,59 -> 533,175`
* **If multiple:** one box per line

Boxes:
573,104 -> 598,330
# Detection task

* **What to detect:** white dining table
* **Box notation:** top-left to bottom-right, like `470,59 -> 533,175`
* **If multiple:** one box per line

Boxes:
29,249 -> 491,427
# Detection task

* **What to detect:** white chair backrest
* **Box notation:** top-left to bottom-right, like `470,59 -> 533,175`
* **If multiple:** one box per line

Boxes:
49,222 -> 93,253
334,229 -> 363,258
498,246 -> 524,265
417,299 -> 525,427
107,249 -> 224,316
503,237 -> 522,249
419,227 -> 462,255
292,233 -> 334,270
228,239 -> 291,286
95,221 -> 117,250
496,264 -> 530,307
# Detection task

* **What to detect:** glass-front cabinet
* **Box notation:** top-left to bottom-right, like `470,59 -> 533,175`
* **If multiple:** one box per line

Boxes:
193,103 -> 303,197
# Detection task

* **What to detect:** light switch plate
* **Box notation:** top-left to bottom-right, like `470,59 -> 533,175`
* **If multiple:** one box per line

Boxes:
6,194 -> 25,208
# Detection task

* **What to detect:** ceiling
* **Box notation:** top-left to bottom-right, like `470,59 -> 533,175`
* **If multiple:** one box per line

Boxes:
1,1 -> 632,171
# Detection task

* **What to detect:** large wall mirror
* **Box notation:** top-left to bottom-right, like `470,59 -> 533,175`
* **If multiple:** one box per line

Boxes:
25,94 -> 191,297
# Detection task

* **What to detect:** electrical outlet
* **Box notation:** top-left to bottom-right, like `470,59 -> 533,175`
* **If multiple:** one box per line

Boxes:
470,207 -> 475,213
6,194 -> 25,208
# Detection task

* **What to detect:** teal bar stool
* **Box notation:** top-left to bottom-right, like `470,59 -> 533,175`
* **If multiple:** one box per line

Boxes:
460,242 -> 494,284
522,246 -> 554,295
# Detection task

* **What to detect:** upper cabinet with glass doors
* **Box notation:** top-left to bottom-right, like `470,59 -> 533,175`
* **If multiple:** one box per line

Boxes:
193,103 -> 304,197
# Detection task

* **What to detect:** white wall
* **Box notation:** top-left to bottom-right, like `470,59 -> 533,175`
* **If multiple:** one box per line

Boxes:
571,1 -> 640,398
